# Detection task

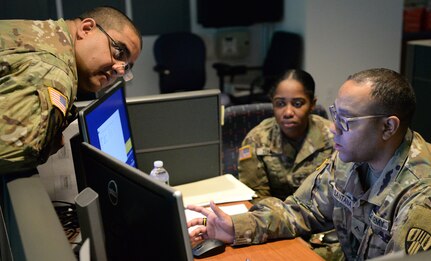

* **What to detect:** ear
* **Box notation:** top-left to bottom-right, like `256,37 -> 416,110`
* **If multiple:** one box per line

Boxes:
76,18 -> 97,39
382,116 -> 400,141
310,97 -> 317,111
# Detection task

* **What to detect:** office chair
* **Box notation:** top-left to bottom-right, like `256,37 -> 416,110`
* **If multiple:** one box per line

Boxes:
222,103 -> 274,177
221,103 -> 328,178
153,32 -> 206,94
213,31 -> 302,104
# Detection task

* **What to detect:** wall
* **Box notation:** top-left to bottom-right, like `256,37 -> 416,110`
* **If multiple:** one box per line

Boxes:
302,0 -> 403,110
127,0 -> 404,111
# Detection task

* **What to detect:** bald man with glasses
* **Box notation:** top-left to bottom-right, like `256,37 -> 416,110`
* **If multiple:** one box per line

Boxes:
187,68 -> 431,260
0,6 -> 142,173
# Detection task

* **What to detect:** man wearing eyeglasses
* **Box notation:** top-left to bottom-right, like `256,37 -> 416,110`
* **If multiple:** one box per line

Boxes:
187,68 -> 431,260
0,6 -> 142,173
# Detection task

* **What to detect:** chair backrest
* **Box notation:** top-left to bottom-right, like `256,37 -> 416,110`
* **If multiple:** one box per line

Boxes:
153,32 -> 206,93
261,31 -> 302,92
222,103 -> 274,178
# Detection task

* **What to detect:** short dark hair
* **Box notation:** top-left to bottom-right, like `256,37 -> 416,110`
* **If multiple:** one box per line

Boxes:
79,6 -> 142,50
348,68 -> 416,129
269,69 -> 315,101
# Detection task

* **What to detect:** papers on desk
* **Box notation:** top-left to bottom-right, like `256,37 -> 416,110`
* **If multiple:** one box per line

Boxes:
174,174 -> 256,207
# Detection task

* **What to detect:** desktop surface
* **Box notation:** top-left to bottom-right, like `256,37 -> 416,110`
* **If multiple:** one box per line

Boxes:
196,237 -> 324,261
186,201 -> 323,261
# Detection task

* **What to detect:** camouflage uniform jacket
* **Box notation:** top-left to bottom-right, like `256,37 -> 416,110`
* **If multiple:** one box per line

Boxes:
0,19 -> 77,173
232,130 -> 431,260
238,114 -> 334,201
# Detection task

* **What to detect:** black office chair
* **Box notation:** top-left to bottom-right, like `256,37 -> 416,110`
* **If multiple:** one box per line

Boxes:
213,31 -> 302,104
153,32 -> 206,94
222,103 -> 274,178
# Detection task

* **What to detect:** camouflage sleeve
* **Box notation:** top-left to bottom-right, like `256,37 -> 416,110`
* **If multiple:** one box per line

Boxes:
232,157 -> 336,245
0,54 -> 72,173
238,136 -> 272,201
386,179 -> 431,256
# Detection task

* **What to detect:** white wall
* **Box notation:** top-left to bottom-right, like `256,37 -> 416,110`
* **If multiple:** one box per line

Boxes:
302,0 -> 404,110
126,0 -> 404,111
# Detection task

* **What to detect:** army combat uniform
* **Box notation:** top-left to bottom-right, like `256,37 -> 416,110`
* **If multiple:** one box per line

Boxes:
238,114 -> 334,201
232,130 -> 431,260
0,19 -> 77,173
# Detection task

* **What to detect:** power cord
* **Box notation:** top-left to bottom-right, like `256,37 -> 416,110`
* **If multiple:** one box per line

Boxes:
52,201 -> 80,242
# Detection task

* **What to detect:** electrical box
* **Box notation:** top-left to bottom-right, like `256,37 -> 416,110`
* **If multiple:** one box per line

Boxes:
216,30 -> 250,59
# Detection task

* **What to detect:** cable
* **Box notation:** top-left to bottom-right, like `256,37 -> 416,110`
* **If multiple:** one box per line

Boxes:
52,201 -> 80,242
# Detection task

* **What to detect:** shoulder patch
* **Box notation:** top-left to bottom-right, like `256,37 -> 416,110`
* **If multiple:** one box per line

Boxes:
48,87 -> 68,116
239,145 -> 252,161
405,227 -> 431,255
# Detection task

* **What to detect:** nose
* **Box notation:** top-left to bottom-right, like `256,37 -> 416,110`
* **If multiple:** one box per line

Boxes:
329,121 -> 342,135
112,62 -> 127,77
282,104 -> 294,118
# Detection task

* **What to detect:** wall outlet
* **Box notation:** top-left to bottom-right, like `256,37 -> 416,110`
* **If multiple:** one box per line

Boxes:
216,30 -> 250,59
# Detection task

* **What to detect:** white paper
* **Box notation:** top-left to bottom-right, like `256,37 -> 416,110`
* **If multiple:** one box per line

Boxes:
174,174 -> 256,207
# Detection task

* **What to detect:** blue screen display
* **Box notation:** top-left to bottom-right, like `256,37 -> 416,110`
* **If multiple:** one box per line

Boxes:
82,84 -> 137,168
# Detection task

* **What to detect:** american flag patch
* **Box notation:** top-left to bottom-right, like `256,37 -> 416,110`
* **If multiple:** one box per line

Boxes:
48,87 -> 68,116
238,145 -> 252,161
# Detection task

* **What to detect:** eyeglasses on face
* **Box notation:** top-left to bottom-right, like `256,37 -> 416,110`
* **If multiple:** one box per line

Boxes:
328,104 -> 388,132
96,24 -> 134,81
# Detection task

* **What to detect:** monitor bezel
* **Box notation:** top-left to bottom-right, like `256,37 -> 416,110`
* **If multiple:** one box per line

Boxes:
77,81 -> 138,168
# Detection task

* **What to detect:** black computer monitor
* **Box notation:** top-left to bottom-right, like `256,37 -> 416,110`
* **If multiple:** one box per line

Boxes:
78,142 -> 193,261
78,81 -> 137,168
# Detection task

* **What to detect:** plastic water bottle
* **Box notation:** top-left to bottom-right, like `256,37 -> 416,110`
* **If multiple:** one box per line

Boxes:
149,160 -> 170,185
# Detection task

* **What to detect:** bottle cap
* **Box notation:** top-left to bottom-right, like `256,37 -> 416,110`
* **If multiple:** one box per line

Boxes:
154,160 -> 163,168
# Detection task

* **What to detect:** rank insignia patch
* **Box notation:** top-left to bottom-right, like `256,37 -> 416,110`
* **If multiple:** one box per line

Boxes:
405,227 -> 431,255
239,145 -> 252,161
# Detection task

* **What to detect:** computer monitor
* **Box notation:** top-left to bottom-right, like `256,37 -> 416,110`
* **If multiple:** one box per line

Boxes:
78,142 -> 193,261
78,81 -> 137,168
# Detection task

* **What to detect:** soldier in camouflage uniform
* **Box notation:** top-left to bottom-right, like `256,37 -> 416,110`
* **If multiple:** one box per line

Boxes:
238,69 -> 334,201
188,68 -> 431,260
0,7 -> 142,173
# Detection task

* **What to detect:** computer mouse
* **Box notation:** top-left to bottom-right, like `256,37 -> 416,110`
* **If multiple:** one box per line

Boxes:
192,239 -> 226,258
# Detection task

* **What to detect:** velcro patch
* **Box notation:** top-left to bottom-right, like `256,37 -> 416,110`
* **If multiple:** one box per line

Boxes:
405,227 -> 431,255
239,145 -> 252,161
48,87 -> 68,116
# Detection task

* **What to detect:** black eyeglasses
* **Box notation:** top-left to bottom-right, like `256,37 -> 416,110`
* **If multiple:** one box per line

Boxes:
96,24 -> 133,81
329,104 -> 388,132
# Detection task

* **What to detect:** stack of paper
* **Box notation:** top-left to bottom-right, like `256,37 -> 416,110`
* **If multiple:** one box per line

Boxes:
174,174 -> 256,206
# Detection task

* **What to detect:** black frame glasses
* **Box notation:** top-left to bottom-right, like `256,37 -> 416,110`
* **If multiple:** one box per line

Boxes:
96,24 -> 133,81
329,104 -> 388,132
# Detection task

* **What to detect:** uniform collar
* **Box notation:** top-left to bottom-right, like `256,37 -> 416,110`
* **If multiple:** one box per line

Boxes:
345,130 -> 413,207
269,116 -> 332,162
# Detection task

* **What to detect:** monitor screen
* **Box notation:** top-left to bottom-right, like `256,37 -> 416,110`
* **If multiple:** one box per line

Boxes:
78,142 -> 193,261
78,81 -> 137,168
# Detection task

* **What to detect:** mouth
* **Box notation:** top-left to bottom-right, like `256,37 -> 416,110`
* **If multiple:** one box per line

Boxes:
333,142 -> 342,151
101,71 -> 111,83
281,121 -> 297,128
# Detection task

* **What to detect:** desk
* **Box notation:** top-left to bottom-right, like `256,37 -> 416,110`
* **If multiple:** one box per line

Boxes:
197,238 -> 324,261
193,201 -> 324,261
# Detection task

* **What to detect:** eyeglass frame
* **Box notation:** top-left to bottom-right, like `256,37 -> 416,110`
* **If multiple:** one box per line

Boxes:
86,20 -> 133,82
328,104 -> 388,132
